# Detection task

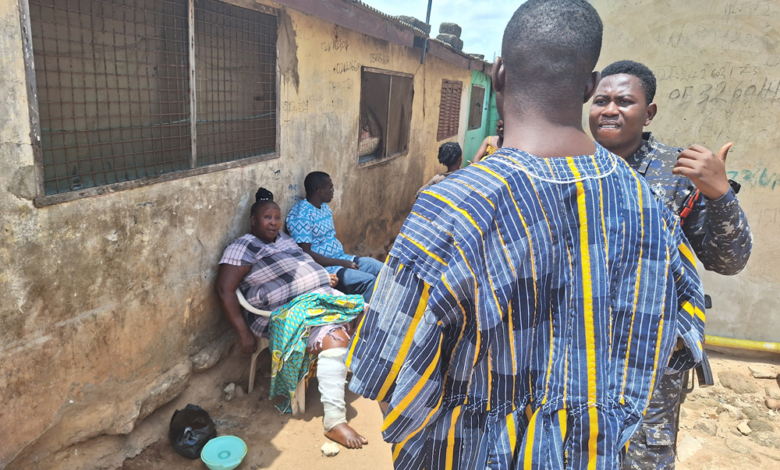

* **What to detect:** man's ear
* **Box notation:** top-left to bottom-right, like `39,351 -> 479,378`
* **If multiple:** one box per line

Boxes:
583,71 -> 601,103
492,57 -> 505,93
645,103 -> 658,126
250,214 -> 256,227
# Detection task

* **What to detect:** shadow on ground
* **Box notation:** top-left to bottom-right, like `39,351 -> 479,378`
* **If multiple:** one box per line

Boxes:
121,348 -> 392,470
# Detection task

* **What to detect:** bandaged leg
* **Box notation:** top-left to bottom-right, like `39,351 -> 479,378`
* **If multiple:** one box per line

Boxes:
317,347 -> 348,432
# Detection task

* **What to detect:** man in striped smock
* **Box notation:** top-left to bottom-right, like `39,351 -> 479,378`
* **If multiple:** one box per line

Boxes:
346,1 -> 706,469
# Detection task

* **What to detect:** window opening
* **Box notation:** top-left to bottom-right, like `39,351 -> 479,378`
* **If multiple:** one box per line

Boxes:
195,0 -> 277,166
468,85 -> 485,130
358,68 -> 413,165
28,0 -> 278,196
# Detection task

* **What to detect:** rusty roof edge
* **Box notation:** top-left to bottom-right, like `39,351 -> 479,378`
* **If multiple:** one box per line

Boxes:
346,1 -> 493,67
346,1 -> 494,70
272,0 -> 493,71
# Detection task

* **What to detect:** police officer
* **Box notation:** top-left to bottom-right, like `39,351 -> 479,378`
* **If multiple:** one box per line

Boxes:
589,60 -> 753,469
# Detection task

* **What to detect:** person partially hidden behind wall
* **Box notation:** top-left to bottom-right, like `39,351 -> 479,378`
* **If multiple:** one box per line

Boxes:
416,142 -> 463,198
286,172 -> 384,303
215,188 -> 368,448
472,119 -> 504,164
346,1 -> 706,468
589,60 -> 752,470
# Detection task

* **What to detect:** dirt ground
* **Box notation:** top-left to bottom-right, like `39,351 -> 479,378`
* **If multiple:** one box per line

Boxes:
674,349 -> 780,469
120,351 -> 393,470
119,348 -> 780,470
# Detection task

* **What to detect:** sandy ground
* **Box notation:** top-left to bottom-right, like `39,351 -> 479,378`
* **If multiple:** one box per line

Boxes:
120,351 -> 393,470
674,349 -> 780,470
120,348 -> 780,470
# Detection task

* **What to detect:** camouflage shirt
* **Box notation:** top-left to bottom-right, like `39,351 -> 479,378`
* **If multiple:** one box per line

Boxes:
627,132 -> 752,275
622,133 -> 753,470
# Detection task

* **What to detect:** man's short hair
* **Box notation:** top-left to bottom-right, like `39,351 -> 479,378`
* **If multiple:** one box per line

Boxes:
304,171 -> 331,195
502,0 -> 602,98
601,60 -> 657,104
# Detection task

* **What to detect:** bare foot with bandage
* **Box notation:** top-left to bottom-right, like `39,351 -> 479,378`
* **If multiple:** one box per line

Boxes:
325,423 -> 368,449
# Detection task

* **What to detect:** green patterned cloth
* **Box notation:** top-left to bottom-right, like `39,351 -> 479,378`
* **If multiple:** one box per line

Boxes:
269,292 -> 364,413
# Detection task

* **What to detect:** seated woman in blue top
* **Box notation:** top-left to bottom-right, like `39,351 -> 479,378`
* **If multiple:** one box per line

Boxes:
215,188 -> 368,449
286,172 -> 384,303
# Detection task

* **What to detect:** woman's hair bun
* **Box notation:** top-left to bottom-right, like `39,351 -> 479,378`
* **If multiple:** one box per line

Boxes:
255,187 -> 274,202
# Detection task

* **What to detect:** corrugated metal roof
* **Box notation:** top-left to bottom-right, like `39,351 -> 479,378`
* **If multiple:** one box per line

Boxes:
344,0 -> 492,66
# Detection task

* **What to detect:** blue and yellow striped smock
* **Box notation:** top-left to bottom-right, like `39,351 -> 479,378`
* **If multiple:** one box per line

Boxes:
347,145 -> 705,469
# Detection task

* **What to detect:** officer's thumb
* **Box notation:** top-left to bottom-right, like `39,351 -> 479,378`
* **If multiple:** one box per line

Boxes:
717,142 -> 733,165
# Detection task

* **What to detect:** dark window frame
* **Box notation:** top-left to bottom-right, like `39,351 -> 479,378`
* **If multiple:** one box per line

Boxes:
357,66 -> 414,167
467,85 -> 486,130
437,79 -> 462,141
19,0 -> 280,207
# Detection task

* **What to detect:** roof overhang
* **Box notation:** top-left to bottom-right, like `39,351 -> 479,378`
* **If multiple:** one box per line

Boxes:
272,0 -> 492,74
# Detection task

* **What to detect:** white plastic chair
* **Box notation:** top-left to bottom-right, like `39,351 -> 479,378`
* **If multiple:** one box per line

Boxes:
235,288 -> 307,415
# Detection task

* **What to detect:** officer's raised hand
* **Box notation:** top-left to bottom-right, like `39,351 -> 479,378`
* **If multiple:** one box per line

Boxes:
673,143 -> 733,199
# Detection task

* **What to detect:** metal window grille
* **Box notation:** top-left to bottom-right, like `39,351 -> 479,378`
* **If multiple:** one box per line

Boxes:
437,79 -> 462,141
194,0 -> 277,166
31,0 -> 191,195
28,0 -> 277,196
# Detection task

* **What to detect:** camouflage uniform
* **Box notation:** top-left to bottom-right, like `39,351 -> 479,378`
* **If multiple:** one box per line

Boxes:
622,132 -> 753,469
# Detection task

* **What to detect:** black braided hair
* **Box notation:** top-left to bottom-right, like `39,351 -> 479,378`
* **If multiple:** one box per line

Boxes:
251,187 -> 276,215
438,142 -> 462,167
255,187 -> 274,202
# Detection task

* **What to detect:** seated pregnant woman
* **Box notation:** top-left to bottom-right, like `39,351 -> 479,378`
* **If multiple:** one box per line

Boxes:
215,188 -> 368,449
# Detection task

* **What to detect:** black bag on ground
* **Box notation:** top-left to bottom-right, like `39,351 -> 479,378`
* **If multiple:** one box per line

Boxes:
168,404 -> 217,459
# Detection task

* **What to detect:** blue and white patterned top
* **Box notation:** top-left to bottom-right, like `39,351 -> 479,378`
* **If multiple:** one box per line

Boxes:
286,199 -> 354,274
347,145 -> 705,470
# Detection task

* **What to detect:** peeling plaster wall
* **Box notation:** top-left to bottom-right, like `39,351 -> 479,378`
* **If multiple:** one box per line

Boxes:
591,0 -> 780,342
0,0 -> 471,466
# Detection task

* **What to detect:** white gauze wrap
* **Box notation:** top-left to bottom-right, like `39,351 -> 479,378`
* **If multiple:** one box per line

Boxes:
317,347 -> 348,431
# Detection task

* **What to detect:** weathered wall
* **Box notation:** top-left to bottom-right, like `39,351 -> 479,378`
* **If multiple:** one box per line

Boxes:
277,6 -> 471,254
592,0 -> 779,342
0,0 -> 471,466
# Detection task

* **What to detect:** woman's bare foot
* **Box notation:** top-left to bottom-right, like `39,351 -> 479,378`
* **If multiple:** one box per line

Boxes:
325,423 -> 368,449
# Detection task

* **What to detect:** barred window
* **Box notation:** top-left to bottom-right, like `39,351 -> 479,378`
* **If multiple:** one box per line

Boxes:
437,79 -> 462,141
27,0 -> 277,196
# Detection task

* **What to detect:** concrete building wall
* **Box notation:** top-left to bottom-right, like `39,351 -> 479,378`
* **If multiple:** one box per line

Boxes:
591,0 -> 779,342
0,0 -> 472,466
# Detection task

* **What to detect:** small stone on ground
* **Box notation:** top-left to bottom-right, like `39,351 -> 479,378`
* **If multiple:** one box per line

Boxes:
694,420 -> 718,436
223,383 -> 236,402
749,365 -> 777,379
738,422 -> 753,435
718,403 -> 747,420
321,443 -> 340,457
749,418 -> 775,432
720,371 -> 759,394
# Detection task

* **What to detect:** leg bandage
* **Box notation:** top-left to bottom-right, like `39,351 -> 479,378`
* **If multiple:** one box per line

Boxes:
317,347 -> 348,432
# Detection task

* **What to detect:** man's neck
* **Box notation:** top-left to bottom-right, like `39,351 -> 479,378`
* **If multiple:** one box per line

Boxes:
610,135 -> 644,160
502,107 -> 596,158
306,195 -> 323,209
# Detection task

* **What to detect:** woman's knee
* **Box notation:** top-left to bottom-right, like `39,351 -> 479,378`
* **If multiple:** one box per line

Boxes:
321,328 -> 350,351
